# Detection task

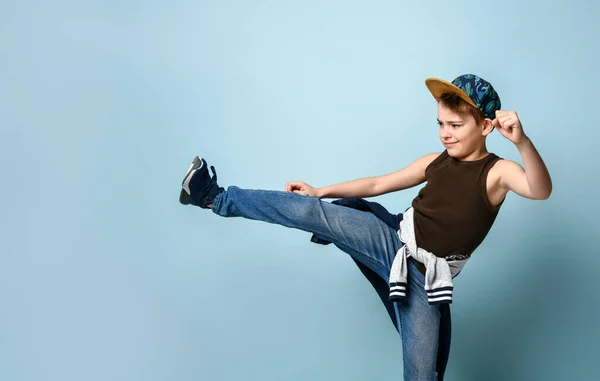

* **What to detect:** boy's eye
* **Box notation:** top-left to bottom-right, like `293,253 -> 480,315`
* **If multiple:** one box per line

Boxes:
437,122 -> 461,128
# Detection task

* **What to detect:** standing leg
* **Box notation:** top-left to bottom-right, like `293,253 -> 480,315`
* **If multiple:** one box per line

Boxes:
394,259 -> 449,381
436,303 -> 452,380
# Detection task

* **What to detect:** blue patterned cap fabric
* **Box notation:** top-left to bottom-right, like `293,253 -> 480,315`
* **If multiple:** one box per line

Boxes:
451,74 -> 501,119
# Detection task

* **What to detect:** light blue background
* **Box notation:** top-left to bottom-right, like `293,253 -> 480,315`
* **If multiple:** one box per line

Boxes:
1,1 -> 598,380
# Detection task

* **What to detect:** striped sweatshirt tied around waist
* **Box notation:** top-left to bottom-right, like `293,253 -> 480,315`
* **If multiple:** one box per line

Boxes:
389,207 -> 469,305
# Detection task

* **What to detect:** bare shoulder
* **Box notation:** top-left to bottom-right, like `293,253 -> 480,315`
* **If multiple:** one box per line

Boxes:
420,151 -> 444,168
374,152 -> 443,195
424,151 -> 444,162
486,159 -> 528,206
491,157 -> 552,200
386,151 -> 443,177
410,151 -> 444,174
489,159 -> 525,188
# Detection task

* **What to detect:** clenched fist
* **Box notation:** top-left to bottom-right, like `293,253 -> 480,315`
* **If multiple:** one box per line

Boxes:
492,110 -> 528,145
285,181 -> 320,197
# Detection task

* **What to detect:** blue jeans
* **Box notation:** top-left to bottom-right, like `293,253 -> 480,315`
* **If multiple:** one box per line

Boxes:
211,186 -> 450,381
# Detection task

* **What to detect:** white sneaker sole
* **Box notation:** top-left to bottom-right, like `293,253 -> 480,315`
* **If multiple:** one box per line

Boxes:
182,156 -> 204,196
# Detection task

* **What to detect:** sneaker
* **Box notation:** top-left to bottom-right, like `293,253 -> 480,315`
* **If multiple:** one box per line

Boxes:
179,156 -> 224,208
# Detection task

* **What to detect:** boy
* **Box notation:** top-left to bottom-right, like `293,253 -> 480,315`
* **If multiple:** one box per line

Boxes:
178,74 -> 552,381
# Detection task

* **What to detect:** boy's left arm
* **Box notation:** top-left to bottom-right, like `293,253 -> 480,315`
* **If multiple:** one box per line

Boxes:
492,110 -> 553,200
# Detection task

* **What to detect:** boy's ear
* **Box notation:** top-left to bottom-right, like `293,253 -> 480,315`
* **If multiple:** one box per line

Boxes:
482,118 -> 495,136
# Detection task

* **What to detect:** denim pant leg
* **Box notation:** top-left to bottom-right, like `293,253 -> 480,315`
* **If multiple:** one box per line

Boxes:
395,259 -> 450,381
211,185 -> 446,380
211,186 -> 399,279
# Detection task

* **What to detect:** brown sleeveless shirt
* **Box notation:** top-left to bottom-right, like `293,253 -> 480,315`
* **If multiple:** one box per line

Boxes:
411,150 -> 504,259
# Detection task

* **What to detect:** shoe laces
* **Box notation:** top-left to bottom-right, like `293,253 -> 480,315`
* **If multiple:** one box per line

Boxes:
205,165 -> 219,195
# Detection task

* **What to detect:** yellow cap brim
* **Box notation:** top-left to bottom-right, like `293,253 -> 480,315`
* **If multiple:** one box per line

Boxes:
425,77 -> 478,110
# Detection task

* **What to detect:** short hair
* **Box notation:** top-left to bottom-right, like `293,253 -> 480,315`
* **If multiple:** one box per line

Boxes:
439,92 -> 486,125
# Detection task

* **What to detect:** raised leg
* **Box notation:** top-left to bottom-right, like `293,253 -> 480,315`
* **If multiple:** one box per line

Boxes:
211,185 -> 401,280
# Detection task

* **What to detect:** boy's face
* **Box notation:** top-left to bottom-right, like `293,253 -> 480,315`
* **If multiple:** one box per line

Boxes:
436,103 -> 490,156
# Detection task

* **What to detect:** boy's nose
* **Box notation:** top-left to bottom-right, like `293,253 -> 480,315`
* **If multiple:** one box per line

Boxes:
440,126 -> 452,138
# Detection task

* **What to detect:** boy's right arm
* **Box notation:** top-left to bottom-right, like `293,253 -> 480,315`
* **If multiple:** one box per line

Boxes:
372,152 -> 441,196
316,152 -> 441,199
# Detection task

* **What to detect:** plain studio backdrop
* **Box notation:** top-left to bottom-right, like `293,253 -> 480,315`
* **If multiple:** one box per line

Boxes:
1,1 -> 598,380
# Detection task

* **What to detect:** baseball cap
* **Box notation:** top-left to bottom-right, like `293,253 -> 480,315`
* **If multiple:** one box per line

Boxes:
425,74 -> 501,120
